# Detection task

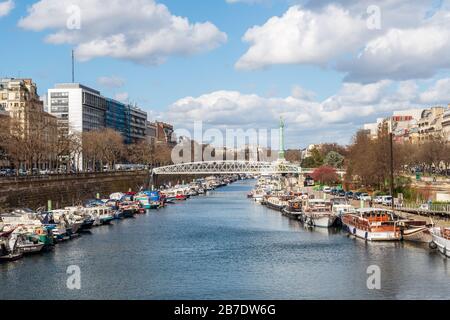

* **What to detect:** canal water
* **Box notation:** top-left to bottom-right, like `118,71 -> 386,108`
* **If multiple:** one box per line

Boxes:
1,180 -> 449,300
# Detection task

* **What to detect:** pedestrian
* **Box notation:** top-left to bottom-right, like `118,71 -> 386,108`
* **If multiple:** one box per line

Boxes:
369,199 -> 373,208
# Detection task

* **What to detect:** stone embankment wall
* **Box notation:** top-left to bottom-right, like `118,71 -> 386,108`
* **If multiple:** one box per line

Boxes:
0,171 -> 150,211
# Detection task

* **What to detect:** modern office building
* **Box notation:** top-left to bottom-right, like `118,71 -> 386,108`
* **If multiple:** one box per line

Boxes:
49,83 -> 148,143
106,98 -> 129,140
127,105 -> 147,144
48,83 -> 107,136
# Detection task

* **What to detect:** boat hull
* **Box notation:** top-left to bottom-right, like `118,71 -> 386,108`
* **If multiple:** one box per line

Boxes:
281,208 -> 303,220
304,214 -> 337,228
431,228 -> 450,257
0,253 -> 23,263
402,227 -> 432,243
18,243 -> 45,255
344,224 -> 401,241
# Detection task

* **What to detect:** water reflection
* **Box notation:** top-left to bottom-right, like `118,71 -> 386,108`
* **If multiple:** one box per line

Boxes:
0,180 -> 449,300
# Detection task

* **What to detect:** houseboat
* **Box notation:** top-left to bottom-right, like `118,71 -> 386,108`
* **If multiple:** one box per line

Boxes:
302,199 -> 336,228
282,199 -> 303,220
342,208 -> 401,241
265,195 -> 292,212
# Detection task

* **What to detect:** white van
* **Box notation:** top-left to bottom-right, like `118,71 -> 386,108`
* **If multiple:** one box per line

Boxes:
381,196 -> 393,206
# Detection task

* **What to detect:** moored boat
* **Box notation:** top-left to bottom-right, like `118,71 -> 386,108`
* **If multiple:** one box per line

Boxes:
282,199 -> 303,220
303,199 -> 336,228
400,220 -> 433,243
265,195 -> 291,212
430,227 -> 450,257
342,208 -> 401,241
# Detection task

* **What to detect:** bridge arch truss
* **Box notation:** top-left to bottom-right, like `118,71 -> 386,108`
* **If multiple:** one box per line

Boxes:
152,161 -> 302,175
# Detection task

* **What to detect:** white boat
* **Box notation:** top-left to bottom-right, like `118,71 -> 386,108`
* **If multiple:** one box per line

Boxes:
252,189 -> 265,203
430,227 -> 450,257
0,209 -> 43,226
303,199 -> 337,228
342,208 -> 401,241
332,204 -> 356,218
16,233 -> 45,255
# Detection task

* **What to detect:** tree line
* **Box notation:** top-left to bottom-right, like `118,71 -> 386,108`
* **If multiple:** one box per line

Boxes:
0,115 -> 173,174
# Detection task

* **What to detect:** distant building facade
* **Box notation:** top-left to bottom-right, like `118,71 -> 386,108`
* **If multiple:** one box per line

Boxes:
128,105 -> 147,144
48,83 -> 107,136
48,83 -> 148,144
0,78 -> 58,169
148,121 -> 176,146
363,105 -> 450,143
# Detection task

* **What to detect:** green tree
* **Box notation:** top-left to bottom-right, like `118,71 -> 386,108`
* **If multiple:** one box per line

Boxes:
301,157 -> 316,168
324,151 -> 344,168
311,148 -> 324,166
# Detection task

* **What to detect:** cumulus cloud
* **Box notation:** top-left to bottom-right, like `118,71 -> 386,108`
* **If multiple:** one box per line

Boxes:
160,78 -> 446,146
341,19 -> 450,82
236,5 -> 367,70
19,0 -> 227,64
97,76 -> 125,89
0,0 -> 14,17
420,78 -> 450,104
237,1 -> 450,82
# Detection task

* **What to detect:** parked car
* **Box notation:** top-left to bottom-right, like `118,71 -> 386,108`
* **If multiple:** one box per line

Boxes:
353,192 -> 363,200
338,190 -> 346,197
374,196 -> 384,204
381,196 -> 393,206
323,186 -> 332,193
345,191 -> 354,198
360,193 -> 371,201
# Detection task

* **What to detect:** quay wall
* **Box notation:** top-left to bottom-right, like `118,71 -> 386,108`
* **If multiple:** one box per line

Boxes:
0,171 -> 150,211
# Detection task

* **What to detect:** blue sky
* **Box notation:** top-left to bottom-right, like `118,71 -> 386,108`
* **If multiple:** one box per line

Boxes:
1,0 -> 450,147
2,0 -> 336,106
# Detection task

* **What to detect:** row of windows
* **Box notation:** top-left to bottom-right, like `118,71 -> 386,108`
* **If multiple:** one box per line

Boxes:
83,92 -> 106,110
51,106 -> 69,113
51,92 -> 69,98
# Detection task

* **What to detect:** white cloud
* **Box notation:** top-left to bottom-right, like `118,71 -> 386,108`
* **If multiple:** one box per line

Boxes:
154,53 -> 448,145
420,78 -> 450,105
0,0 -> 14,17
97,76 -> 125,89
291,85 -> 316,101
236,5 -> 367,70
115,92 -> 129,102
342,21 -> 450,82
19,0 -> 227,64
236,1 -> 450,82
160,78 -> 446,146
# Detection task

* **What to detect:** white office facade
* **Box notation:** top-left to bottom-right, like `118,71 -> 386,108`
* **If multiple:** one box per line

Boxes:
48,84 -> 107,170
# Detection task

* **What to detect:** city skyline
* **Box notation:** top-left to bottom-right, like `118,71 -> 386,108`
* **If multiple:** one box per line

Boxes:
1,0 -> 450,147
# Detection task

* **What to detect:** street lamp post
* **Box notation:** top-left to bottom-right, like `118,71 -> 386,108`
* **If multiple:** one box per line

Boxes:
390,132 -> 394,210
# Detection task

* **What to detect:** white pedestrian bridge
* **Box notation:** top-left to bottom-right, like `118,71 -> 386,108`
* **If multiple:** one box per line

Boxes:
151,161 -> 346,176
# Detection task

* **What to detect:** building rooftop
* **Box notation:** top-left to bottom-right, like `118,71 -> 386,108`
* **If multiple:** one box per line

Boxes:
53,83 -> 101,95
